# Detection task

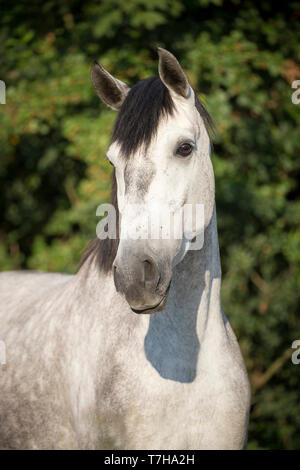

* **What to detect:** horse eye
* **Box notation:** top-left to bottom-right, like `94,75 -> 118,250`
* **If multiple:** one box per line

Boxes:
177,143 -> 193,157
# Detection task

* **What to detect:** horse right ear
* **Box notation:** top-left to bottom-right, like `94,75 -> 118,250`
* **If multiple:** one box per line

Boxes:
91,61 -> 130,111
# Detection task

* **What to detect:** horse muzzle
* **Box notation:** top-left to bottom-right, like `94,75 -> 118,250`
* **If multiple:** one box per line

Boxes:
113,249 -> 172,314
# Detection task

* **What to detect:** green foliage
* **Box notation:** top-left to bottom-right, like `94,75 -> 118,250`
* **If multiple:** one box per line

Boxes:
1,0 -> 300,449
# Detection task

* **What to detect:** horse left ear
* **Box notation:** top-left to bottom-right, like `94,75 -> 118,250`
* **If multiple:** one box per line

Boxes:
91,61 -> 130,111
157,48 -> 190,99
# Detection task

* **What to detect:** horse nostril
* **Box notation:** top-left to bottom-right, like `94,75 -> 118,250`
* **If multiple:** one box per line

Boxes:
143,259 -> 157,287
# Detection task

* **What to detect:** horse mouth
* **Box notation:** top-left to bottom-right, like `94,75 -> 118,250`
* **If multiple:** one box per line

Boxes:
131,283 -> 171,315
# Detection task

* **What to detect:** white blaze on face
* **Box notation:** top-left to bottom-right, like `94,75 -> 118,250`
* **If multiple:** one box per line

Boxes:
107,88 -> 215,266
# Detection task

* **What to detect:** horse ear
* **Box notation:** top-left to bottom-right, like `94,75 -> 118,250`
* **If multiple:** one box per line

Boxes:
157,48 -> 189,99
91,61 -> 130,111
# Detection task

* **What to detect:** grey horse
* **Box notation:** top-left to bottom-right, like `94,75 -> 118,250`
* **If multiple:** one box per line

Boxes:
0,48 -> 250,449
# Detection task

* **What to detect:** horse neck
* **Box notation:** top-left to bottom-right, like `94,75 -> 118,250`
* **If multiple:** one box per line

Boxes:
143,206 -> 227,382
154,205 -> 223,331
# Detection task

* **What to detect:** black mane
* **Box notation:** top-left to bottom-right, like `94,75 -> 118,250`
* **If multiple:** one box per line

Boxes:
79,78 -> 214,273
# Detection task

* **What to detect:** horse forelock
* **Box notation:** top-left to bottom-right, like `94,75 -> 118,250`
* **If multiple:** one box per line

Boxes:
111,77 -> 174,158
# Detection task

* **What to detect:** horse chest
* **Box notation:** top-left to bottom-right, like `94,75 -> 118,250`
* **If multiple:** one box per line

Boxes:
94,352 -> 247,450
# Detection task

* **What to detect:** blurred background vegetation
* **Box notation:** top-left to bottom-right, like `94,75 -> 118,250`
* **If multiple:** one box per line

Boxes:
0,0 -> 300,449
